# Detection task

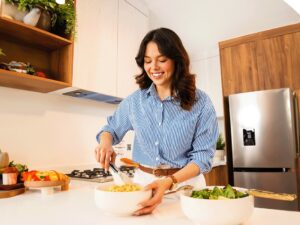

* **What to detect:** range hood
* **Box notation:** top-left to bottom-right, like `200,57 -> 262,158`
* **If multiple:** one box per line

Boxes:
49,87 -> 123,104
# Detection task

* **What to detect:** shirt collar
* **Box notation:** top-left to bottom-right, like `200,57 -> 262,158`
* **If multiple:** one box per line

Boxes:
146,83 -> 156,97
146,83 -> 178,102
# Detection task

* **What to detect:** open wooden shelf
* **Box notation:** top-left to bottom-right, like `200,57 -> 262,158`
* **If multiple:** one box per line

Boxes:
0,16 -> 72,50
0,69 -> 71,93
0,14 -> 74,93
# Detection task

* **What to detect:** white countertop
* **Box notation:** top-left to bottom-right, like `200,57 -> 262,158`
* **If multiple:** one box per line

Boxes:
1,180 -> 300,225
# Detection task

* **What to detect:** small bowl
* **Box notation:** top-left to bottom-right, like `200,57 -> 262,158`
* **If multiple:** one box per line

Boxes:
180,186 -> 254,225
94,183 -> 152,216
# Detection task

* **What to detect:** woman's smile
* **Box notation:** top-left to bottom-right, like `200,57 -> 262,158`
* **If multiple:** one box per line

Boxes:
144,41 -> 175,93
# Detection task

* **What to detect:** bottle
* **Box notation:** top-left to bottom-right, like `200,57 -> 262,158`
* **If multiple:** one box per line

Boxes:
0,149 -> 9,169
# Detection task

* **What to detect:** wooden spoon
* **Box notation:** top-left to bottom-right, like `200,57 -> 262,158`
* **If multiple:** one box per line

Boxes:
247,189 -> 297,201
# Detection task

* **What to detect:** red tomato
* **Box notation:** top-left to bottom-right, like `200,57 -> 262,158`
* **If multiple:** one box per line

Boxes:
36,71 -> 47,78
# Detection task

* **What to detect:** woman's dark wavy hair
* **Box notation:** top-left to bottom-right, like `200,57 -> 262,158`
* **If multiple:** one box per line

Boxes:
135,28 -> 196,111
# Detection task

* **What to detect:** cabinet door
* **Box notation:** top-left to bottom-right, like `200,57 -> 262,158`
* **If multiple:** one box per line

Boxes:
220,42 -> 264,96
192,56 -> 224,117
117,0 -> 149,98
73,0 -> 118,96
204,165 -> 228,186
257,32 -> 300,90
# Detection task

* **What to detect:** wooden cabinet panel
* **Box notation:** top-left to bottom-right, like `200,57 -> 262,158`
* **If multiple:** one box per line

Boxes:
291,32 -> 300,90
220,42 -> 263,97
204,165 -> 228,186
296,156 -> 300,211
257,32 -> 300,89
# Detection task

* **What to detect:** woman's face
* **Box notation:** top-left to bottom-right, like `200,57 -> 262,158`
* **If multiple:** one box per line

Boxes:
144,41 -> 175,91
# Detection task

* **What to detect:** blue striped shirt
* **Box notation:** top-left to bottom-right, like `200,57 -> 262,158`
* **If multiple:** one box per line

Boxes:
97,83 -> 219,173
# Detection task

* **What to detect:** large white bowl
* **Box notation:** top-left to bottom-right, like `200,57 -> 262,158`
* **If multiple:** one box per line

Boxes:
94,183 -> 152,216
180,186 -> 254,225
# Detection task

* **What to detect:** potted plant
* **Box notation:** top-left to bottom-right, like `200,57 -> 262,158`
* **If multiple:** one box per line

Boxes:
215,133 -> 226,161
4,0 -> 76,37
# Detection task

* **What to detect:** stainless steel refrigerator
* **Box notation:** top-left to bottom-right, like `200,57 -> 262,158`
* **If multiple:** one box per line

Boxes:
229,88 -> 299,211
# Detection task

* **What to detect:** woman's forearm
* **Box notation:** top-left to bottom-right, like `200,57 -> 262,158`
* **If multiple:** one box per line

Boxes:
99,132 -> 113,145
171,162 -> 201,184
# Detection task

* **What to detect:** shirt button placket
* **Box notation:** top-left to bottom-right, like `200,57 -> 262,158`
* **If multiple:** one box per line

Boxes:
158,102 -> 163,126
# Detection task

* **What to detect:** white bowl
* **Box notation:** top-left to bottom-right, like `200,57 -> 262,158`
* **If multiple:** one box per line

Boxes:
180,186 -> 254,225
94,183 -> 152,216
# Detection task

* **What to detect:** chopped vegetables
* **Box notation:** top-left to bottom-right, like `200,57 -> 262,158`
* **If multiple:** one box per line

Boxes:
191,184 -> 249,200
22,170 -> 68,182
9,161 -> 28,173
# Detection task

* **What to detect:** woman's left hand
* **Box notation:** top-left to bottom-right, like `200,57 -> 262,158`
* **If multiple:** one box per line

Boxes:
133,177 -> 172,216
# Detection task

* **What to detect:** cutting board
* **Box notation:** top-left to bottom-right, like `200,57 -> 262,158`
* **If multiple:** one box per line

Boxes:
0,183 -> 24,190
0,187 -> 25,198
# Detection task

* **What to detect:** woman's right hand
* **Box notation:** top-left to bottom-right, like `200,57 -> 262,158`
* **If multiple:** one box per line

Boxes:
94,132 -> 116,171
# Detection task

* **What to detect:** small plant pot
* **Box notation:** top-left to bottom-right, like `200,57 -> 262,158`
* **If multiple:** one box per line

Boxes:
214,149 -> 225,161
36,9 -> 51,31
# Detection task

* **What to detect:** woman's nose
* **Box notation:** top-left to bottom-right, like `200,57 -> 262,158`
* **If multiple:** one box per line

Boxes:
151,60 -> 159,69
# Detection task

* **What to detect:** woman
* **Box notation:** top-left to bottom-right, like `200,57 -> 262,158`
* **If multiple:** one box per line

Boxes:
95,28 -> 219,215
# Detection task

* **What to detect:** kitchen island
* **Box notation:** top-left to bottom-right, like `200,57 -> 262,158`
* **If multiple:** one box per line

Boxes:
1,180 -> 300,225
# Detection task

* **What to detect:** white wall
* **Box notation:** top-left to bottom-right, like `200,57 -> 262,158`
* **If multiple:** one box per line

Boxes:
0,86 -> 118,170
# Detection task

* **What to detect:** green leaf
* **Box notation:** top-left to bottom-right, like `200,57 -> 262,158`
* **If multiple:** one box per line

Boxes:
216,133 -> 225,150
223,184 -> 236,199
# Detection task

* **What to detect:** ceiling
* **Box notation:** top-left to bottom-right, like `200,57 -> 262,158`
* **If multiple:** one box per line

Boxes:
143,0 -> 300,60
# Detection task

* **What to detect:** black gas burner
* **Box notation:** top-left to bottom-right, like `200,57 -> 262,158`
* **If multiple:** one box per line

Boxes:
69,168 -> 111,179
67,166 -> 136,183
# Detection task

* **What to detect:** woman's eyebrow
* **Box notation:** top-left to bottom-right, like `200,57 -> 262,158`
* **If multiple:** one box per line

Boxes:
144,55 -> 164,58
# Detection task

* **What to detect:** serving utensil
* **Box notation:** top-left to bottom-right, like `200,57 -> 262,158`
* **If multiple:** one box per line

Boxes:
109,163 -> 132,185
247,189 -> 297,201
120,158 -> 140,168
164,185 -> 194,196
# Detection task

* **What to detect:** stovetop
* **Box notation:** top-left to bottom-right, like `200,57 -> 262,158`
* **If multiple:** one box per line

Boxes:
67,166 -> 136,183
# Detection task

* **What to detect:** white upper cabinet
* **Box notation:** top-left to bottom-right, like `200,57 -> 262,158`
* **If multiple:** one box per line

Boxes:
117,0 -> 149,98
73,0 -> 149,98
191,56 -> 224,117
73,0 -> 118,96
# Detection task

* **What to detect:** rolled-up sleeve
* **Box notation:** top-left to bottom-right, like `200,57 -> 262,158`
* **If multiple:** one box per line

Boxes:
187,95 -> 219,174
96,97 -> 133,145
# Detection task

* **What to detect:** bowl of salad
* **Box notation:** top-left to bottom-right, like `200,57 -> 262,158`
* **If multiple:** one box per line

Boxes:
180,185 -> 254,225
